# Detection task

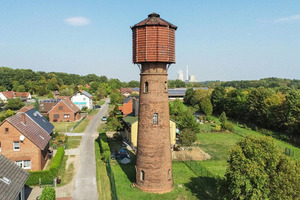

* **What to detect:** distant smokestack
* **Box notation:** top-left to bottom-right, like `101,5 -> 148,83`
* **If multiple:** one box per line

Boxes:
21,113 -> 26,124
186,65 -> 189,81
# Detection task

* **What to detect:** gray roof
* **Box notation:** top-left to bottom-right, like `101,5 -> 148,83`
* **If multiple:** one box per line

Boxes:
123,97 -> 133,104
26,108 -> 54,134
4,113 -> 51,150
0,154 -> 30,200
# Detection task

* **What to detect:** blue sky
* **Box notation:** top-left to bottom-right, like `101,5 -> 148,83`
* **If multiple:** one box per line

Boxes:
0,1 -> 299,82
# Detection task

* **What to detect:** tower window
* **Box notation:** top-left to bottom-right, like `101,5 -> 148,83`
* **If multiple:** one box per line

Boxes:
5,128 -> 9,134
168,169 -> 171,181
153,113 -> 158,125
140,170 -> 145,182
164,81 -> 167,92
144,82 -> 148,93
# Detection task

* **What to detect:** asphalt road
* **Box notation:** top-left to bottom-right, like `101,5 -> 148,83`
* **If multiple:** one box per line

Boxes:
72,98 -> 110,200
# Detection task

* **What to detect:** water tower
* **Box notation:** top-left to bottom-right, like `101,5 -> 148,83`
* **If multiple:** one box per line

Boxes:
131,12 -> 177,193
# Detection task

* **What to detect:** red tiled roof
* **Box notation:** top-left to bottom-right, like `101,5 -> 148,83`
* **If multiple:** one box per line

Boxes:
1,91 -> 15,98
120,88 -> 133,95
57,96 -> 70,100
1,91 -> 30,98
18,105 -> 34,113
62,98 -> 80,113
14,92 -> 30,98
4,113 -> 51,150
40,102 -> 58,113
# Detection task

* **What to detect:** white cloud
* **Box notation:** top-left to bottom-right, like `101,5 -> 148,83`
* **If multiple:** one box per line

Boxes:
64,17 -> 90,26
275,14 -> 300,23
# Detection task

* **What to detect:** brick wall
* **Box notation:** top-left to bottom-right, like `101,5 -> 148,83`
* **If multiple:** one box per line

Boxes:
0,121 -> 48,171
48,101 -> 79,122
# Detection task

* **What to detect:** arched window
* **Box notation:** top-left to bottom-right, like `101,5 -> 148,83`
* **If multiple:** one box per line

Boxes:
140,170 -> 145,182
144,82 -> 148,93
164,81 -> 167,92
153,113 -> 158,125
168,169 -> 171,180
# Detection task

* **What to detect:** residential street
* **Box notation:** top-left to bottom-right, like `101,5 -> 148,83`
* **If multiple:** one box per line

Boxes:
72,98 -> 110,200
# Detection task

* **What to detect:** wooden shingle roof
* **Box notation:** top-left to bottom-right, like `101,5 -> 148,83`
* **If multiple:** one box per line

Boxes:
0,154 -> 29,200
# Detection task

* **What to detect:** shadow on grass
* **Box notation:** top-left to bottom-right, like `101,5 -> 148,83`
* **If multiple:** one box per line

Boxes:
185,176 -> 218,200
116,150 -> 137,183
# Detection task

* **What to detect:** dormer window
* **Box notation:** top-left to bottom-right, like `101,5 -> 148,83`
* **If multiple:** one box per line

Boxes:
5,128 -> 9,134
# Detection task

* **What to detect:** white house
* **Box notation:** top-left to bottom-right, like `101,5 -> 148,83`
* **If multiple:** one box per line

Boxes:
71,90 -> 93,109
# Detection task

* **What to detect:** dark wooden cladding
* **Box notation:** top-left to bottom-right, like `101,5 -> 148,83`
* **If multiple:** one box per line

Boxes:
132,17 -> 176,64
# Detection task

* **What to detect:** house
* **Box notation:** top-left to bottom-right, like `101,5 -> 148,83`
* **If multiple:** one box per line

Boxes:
0,91 -> 31,102
52,90 -> 60,97
120,88 -> 139,97
122,115 -> 177,150
39,99 -> 60,117
0,154 -> 30,200
71,90 -> 93,109
0,110 -> 52,171
48,98 -> 81,122
119,97 -> 139,116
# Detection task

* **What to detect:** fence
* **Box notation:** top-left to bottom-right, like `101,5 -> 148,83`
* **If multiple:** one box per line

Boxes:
70,116 -> 86,132
181,157 -> 218,178
107,159 -> 118,200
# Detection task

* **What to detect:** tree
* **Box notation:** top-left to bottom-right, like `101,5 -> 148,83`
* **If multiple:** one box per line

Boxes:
200,97 -> 213,116
40,187 -> 55,200
219,112 -> 227,125
180,128 -> 196,146
16,85 -> 26,92
48,91 -> 54,98
110,89 -> 123,105
211,85 -> 226,114
34,99 -> 40,112
0,85 -> 6,92
190,88 -> 212,106
184,88 -> 194,105
0,109 -> 15,122
6,98 -> 25,110
128,80 -> 140,88
219,136 -> 300,199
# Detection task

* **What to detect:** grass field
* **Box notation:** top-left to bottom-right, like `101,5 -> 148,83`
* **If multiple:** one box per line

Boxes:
99,100 -> 105,105
88,109 -> 99,116
95,142 -> 112,200
111,160 -> 217,200
58,155 -> 75,187
52,122 -> 77,133
67,139 -> 81,149
72,118 -> 90,133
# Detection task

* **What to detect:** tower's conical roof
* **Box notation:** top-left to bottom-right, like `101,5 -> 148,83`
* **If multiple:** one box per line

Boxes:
131,12 -> 177,30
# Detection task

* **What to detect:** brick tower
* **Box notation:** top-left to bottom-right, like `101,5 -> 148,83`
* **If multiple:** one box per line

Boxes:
131,13 -> 177,193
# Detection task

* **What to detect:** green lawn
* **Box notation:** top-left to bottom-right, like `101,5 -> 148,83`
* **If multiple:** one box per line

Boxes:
111,161 -> 217,200
72,118 -> 90,133
67,139 -> 81,149
88,109 -> 99,116
57,155 -> 75,187
95,142 -> 112,200
99,100 -> 105,105
52,122 -> 77,133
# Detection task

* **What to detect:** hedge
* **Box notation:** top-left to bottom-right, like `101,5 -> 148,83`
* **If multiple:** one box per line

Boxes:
26,147 -> 65,185
98,133 -> 110,162
40,187 -> 55,200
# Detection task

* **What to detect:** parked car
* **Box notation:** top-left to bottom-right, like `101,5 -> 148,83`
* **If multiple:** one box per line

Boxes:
102,116 -> 107,121
94,105 -> 101,109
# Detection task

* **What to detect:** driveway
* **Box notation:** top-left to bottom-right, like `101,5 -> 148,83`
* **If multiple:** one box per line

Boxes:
72,99 -> 110,200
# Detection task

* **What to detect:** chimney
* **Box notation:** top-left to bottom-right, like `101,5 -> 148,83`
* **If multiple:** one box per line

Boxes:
21,113 -> 26,124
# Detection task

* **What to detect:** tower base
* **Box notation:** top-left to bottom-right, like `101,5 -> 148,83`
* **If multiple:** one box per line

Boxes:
136,184 -> 174,194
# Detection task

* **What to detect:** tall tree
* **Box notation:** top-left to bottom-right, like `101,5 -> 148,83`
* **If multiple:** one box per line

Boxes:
211,85 -> 226,114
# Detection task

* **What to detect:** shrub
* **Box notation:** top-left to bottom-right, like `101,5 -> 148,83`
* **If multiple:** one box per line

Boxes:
97,133 -> 111,163
40,187 -> 55,200
215,125 -> 221,132
223,122 -> 233,132
180,128 -> 197,146
26,147 -> 65,185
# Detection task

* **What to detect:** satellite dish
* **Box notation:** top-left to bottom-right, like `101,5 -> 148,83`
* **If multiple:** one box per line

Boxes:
20,135 -> 25,142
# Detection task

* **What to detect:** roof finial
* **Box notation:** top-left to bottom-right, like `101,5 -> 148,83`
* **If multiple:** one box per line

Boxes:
148,12 -> 160,18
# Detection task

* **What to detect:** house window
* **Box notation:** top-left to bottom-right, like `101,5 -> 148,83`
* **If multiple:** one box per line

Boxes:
153,113 -> 158,125
5,128 -> 9,134
144,82 -> 148,93
164,81 -> 168,92
54,114 -> 59,119
13,141 -> 20,151
140,170 -> 145,182
64,114 -> 70,119
168,169 -> 171,181
59,106 -> 63,110
83,98 -> 86,101
15,160 -> 31,169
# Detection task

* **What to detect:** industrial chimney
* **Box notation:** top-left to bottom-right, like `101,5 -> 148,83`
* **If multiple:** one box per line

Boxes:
131,12 -> 177,193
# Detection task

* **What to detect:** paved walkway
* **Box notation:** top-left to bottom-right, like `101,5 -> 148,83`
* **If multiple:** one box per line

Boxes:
72,99 -> 109,200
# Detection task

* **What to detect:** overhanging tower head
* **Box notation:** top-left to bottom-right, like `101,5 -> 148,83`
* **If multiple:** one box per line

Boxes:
131,12 -> 177,64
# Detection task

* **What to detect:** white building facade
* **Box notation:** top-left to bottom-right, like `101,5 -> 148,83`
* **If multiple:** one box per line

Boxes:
71,91 -> 93,109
